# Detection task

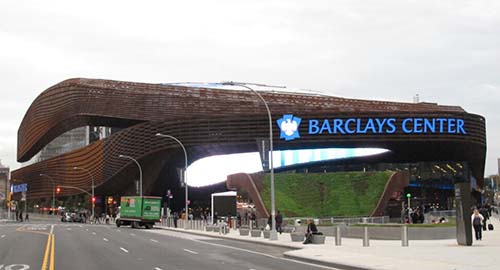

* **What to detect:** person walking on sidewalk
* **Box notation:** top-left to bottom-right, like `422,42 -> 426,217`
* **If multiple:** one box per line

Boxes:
275,210 -> 283,234
471,208 -> 484,241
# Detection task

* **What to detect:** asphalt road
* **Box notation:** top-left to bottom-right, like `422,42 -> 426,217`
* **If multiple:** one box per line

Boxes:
0,221 -> 336,270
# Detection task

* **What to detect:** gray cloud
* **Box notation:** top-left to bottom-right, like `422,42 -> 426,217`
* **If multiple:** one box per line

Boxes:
0,0 -> 499,175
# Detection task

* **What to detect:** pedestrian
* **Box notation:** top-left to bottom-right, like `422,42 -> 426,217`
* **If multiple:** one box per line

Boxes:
236,212 -> 241,228
275,210 -> 283,234
214,212 -> 218,225
250,212 -> 256,229
471,208 -> 484,241
25,213 -> 29,222
173,212 -> 178,228
479,205 -> 489,231
303,219 -> 319,244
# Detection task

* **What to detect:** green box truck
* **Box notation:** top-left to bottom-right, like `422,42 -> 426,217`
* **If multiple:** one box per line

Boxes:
116,196 -> 162,229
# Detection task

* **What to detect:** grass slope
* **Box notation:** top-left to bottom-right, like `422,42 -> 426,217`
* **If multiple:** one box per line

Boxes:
260,171 -> 393,217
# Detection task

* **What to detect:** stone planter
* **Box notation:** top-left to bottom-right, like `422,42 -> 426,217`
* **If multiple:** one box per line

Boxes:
312,234 -> 326,244
239,228 -> 250,236
206,226 -> 214,232
263,230 -> 271,238
291,233 -> 305,242
251,230 -> 262,237
213,226 -> 220,232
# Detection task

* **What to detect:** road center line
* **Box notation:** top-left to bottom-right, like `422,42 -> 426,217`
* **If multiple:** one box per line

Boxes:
154,267 -> 163,270
150,239 -> 159,243
103,238 -> 109,242
183,248 -> 198,255
120,247 -> 129,253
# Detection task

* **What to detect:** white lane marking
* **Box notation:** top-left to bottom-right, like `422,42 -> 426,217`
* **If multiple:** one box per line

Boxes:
50,225 -> 54,234
103,238 -> 109,242
92,232 -> 96,235
130,233 -> 136,236
120,247 -> 129,253
66,228 -> 72,231
117,229 -> 121,232
79,225 -> 83,228
183,248 -> 198,255
150,239 -> 159,243
86,229 -> 89,231
154,268 -> 163,270
189,238 -> 338,270
1,235 -> 5,238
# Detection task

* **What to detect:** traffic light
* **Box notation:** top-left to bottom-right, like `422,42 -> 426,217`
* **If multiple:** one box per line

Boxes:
56,187 -> 61,194
91,197 -> 96,203
406,193 -> 411,198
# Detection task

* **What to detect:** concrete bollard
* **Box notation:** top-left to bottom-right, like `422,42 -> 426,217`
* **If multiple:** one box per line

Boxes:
335,226 -> 342,246
401,225 -> 409,247
363,226 -> 369,247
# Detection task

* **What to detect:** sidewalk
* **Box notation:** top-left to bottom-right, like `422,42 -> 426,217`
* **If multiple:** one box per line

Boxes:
158,215 -> 500,270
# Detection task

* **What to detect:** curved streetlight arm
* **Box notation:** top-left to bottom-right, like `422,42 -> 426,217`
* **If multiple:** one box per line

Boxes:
155,133 -> 189,229
155,134 -> 188,177
220,81 -> 277,240
118,155 -> 143,197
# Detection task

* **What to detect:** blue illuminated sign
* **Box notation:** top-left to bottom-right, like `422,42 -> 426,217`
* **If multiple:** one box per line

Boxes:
13,183 -> 28,193
277,115 -> 466,141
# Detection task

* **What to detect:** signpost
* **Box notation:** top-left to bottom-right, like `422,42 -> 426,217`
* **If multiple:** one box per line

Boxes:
406,193 -> 411,209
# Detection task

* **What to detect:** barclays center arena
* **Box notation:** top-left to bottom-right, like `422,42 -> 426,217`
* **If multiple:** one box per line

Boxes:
11,78 -> 486,218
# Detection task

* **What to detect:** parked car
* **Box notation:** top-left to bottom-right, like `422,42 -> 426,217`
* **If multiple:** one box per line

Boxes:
61,212 -> 71,222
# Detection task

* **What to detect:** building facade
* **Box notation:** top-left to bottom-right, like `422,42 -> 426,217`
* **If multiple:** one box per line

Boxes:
0,161 -> 9,208
11,78 -> 486,208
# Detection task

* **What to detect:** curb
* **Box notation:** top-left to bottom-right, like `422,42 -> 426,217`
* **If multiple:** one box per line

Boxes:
157,226 -> 375,270
156,226 -> 301,250
283,253 -> 374,270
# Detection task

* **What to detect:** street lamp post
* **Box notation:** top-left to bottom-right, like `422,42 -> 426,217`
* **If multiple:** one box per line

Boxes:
73,166 -> 95,222
39,174 -> 56,215
155,133 -> 189,229
221,81 -> 278,240
118,155 -> 143,197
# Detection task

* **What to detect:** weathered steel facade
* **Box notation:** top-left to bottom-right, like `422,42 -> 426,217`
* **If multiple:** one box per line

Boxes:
12,78 -> 486,199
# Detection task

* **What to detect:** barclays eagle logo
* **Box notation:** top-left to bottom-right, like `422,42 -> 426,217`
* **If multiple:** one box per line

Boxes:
276,114 -> 301,141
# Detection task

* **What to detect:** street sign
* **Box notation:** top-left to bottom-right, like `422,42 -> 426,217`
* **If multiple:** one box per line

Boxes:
12,183 -> 28,193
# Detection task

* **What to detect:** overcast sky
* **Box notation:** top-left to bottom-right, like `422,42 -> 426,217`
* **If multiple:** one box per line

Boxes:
1,0 -> 499,179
